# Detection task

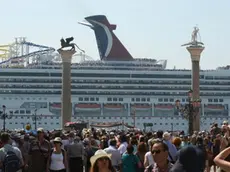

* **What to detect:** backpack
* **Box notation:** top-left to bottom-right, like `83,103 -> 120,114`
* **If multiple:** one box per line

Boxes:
50,148 -> 65,165
3,150 -> 20,172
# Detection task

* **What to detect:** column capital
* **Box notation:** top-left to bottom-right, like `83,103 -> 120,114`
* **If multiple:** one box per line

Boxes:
186,46 -> 205,62
58,49 -> 76,63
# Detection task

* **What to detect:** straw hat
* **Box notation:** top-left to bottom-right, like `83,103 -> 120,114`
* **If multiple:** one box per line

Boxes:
90,150 -> 111,166
53,137 -> 62,145
37,128 -> 44,133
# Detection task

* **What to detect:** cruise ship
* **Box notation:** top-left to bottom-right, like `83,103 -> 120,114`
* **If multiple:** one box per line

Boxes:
0,15 -> 229,131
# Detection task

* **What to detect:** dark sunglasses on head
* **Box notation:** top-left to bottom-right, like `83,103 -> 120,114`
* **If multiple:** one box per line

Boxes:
151,150 -> 162,154
98,157 -> 109,161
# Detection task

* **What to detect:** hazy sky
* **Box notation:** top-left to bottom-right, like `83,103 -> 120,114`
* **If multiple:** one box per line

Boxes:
1,0 -> 230,69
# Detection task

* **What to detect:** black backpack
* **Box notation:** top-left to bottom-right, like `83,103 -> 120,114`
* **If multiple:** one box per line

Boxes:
3,150 -> 20,172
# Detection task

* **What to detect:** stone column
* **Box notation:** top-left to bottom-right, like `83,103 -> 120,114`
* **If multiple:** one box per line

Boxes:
58,49 -> 76,128
186,46 -> 204,132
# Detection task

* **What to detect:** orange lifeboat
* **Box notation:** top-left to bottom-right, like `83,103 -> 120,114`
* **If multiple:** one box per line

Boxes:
154,104 -> 174,110
104,104 -> 124,110
205,104 -> 225,111
131,104 -> 152,111
75,104 -> 101,111
50,103 -> 61,110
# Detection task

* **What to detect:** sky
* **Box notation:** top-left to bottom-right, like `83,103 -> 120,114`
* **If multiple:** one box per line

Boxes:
1,0 -> 230,69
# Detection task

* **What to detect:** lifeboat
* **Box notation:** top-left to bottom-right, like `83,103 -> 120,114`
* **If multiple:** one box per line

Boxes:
104,104 -> 124,110
50,103 -> 61,110
131,104 -> 152,111
75,104 -> 100,111
205,105 -> 225,111
154,104 -> 174,110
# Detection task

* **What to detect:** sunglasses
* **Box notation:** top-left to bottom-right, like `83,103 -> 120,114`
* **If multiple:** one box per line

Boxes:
151,150 -> 162,154
98,157 -> 109,161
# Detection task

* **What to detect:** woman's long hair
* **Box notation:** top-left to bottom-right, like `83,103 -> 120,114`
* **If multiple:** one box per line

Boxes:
90,158 -> 115,172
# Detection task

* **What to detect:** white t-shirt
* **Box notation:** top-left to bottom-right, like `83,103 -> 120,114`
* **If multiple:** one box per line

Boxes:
145,151 -> 155,166
50,152 -> 65,170
118,142 -> 128,155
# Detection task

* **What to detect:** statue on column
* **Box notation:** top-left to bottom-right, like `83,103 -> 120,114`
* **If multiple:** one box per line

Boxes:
182,27 -> 204,47
191,27 -> 199,43
58,37 -> 85,53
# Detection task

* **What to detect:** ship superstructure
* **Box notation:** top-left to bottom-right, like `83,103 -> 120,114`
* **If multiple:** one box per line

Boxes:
0,16 -> 229,131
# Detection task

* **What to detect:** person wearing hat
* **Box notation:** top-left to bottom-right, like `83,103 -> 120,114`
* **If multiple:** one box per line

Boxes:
163,132 -> 177,164
90,150 -> 115,172
47,137 -> 67,172
28,128 -> 51,172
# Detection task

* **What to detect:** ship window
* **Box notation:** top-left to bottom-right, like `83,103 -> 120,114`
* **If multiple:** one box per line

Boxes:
136,98 -> 140,102
21,117 -> 24,119
44,122 -> 47,124
84,97 -> 89,101
26,110 -> 31,114
56,122 -> 59,125
219,99 -> 223,102
141,98 -> 146,102
20,110 -> 25,114
131,98 -> 135,101
109,117 -> 111,119
107,98 -> 112,101
182,123 -> 184,125
176,123 -> 179,125
165,123 -> 168,125
79,97 -> 83,101
15,122 -> 18,124
208,99 -> 213,102
214,99 -> 218,102
113,98 -> 117,101
50,117 -> 53,119
158,98 -> 163,102
160,123 -> 162,125
119,98 -> 123,101
38,122 -> 41,124
164,98 -> 168,102
90,97 -> 94,101
27,117 -> 30,119
103,117 -> 106,119
147,98 -> 150,102
96,98 -> 99,101
169,98 -> 174,102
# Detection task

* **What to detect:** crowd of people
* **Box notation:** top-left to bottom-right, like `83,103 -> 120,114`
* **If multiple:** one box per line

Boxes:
1,121 -> 230,172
